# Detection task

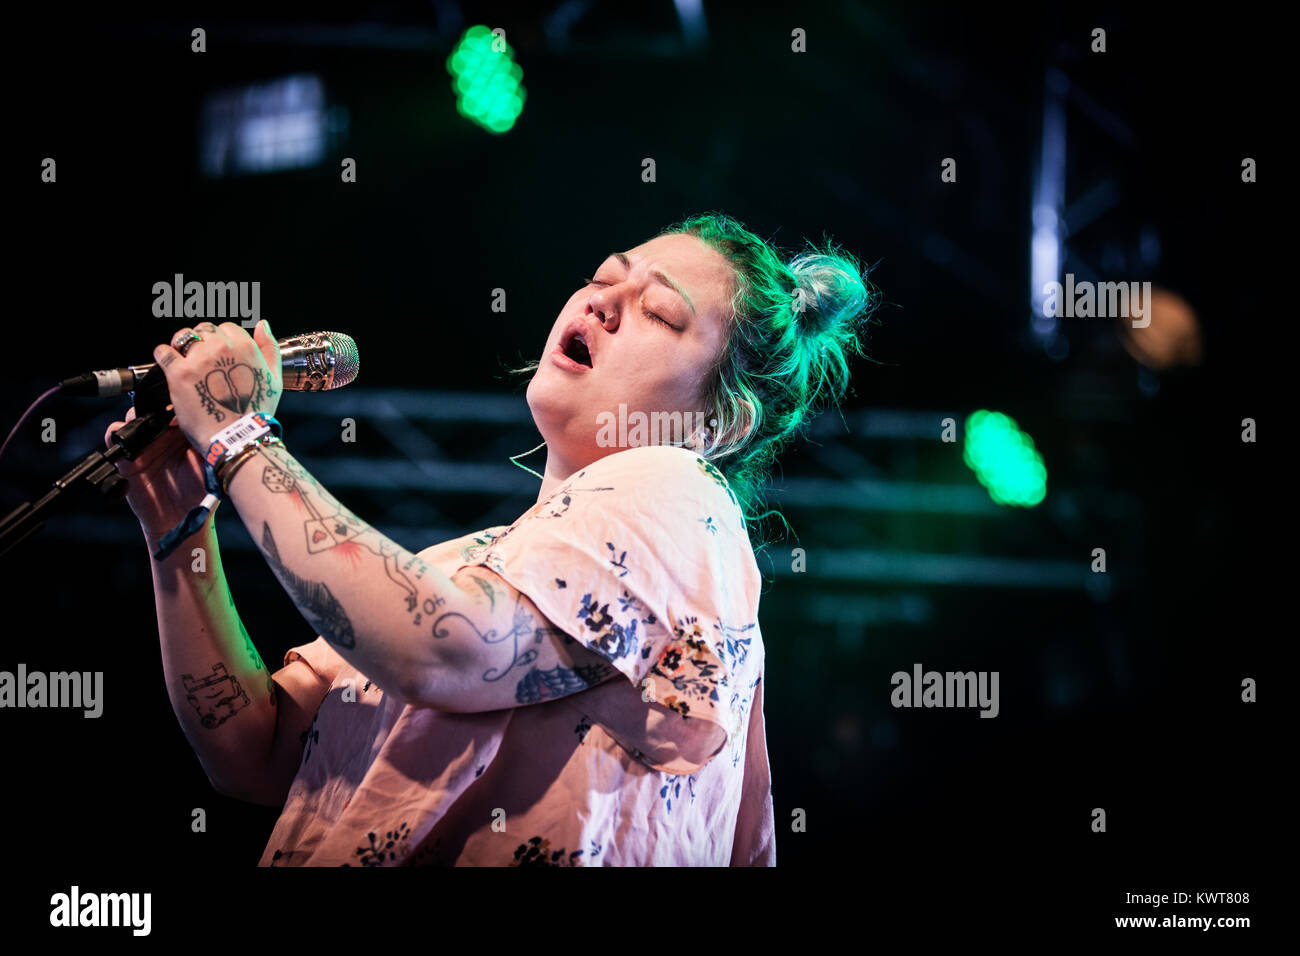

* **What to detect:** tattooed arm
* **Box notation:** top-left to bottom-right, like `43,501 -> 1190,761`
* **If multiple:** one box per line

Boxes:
223,442 -> 620,710
143,517 -> 284,798
416,566 -> 623,712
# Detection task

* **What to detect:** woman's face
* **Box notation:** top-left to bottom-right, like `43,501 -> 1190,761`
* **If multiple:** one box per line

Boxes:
527,232 -> 735,469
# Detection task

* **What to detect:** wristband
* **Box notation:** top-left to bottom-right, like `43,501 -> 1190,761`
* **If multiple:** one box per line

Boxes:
152,412 -> 284,562
204,412 -> 283,473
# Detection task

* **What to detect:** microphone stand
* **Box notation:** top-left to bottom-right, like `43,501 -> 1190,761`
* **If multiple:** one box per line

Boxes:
0,366 -> 175,559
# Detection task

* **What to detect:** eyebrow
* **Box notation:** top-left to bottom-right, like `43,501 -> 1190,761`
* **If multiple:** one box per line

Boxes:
612,251 -> 696,317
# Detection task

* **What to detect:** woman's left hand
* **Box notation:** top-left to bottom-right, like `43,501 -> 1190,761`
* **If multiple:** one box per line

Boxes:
151,320 -> 283,454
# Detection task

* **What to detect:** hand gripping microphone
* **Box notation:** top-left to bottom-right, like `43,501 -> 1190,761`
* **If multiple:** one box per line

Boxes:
58,331 -> 360,396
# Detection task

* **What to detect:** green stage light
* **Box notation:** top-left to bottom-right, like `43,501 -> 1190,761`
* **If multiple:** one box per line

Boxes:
446,25 -> 526,134
962,410 -> 1047,507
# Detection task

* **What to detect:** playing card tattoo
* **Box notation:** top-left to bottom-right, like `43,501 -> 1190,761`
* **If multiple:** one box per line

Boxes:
255,447 -> 446,634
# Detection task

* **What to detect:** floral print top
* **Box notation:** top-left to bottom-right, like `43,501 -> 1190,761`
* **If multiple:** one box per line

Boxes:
257,444 -> 775,866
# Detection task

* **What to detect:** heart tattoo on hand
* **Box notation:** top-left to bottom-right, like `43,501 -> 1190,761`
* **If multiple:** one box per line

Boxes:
194,356 -> 270,420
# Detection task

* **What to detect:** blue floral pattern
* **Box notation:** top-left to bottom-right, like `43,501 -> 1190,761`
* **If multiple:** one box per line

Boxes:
658,772 -> 699,814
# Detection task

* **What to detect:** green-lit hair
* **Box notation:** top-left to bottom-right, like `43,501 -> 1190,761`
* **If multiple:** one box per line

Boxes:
661,212 -> 881,548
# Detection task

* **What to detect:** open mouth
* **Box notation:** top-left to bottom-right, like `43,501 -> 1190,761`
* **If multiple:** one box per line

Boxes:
561,330 -> 594,367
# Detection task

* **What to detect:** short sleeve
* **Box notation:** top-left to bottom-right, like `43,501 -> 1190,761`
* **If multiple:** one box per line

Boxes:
282,635 -> 347,689
460,444 -> 761,773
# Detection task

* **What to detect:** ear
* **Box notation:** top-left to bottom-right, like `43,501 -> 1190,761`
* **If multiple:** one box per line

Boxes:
733,398 -> 756,441
711,398 -> 755,446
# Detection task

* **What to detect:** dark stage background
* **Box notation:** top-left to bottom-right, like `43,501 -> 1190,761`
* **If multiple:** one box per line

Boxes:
1,0 -> 1281,934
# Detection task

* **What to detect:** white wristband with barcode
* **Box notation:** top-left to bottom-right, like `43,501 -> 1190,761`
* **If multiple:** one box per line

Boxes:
204,412 -> 282,473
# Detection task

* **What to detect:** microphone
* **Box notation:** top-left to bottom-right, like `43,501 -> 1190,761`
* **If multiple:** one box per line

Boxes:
59,331 -> 360,396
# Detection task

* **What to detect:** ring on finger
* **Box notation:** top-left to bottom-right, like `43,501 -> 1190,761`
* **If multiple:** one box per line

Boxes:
171,330 -> 202,356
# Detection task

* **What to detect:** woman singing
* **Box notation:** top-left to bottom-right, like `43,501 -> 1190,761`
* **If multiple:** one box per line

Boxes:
105,212 -> 878,866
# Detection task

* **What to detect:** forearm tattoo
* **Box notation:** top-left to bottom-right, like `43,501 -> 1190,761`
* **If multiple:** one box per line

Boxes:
254,446 -> 446,633
226,584 -> 274,701
181,662 -> 250,729
260,521 -> 357,650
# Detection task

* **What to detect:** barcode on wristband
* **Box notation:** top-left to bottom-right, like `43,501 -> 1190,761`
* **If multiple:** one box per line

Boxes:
221,418 -> 267,446
207,413 -> 272,467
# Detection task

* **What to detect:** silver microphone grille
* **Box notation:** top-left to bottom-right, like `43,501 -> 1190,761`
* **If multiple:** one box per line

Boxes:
280,331 -> 359,391
323,332 -> 360,388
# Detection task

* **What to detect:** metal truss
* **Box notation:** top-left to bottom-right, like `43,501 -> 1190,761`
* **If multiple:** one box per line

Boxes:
1,387 -> 1135,592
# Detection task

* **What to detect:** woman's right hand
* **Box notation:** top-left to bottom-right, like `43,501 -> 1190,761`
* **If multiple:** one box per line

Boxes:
104,404 -> 212,540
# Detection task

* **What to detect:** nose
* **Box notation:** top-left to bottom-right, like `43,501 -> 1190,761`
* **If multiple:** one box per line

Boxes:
590,292 -> 619,332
